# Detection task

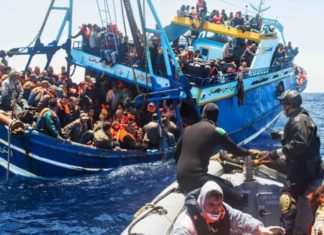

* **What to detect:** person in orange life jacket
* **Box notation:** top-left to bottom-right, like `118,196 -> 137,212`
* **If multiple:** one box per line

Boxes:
22,73 -> 37,100
171,181 -> 285,235
56,95 -> 70,127
36,98 -> 63,140
72,24 -> 91,50
37,85 -> 59,112
174,103 -> 256,210
118,121 -> 139,150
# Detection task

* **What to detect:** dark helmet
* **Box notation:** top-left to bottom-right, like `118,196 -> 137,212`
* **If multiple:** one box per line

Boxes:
202,103 -> 219,123
278,89 -> 302,108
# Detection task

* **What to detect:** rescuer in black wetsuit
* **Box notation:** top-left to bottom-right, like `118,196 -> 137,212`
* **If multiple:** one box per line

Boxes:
266,90 -> 322,235
174,103 -> 250,209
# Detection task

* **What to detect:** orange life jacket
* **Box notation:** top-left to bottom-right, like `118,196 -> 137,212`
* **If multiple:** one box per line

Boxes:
117,128 -> 136,143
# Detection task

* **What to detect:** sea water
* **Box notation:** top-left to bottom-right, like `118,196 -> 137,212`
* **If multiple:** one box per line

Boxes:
0,93 -> 323,235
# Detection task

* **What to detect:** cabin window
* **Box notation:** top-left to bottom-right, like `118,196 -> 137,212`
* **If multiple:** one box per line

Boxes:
201,48 -> 209,57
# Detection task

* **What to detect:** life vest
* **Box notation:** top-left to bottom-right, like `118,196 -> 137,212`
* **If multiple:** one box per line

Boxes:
117,128 -> 136,143
187,204 -> 230,235
22,81 -> 35,90
80,26 -> 90,40
57,100 -> 70,115
28,87 -> 43,106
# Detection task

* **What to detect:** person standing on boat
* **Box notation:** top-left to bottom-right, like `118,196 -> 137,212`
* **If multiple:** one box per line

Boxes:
265,90 -> 322,235
196,0 -> 207,21
174,103 -> 250,209
171,181 -> 285,235
1,70 -> 24,111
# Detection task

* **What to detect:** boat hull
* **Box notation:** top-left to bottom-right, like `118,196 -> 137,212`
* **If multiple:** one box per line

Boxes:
0,126 -> 173,179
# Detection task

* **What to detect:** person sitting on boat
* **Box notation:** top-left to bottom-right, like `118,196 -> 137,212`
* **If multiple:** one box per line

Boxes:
262,90 -> 322,235
117,120 -> 141,150
221,9 -> 228,25
171,181 -> 285,235
143,113 -> 162,149
177,5 -> 189,17
36,85 -> 59,112
93,121 -> 118,150
230,11 -> 245,29
286,41 -> 299,58
36,98 -> 63,140
249,13 -> 263,32
174,103 -> 252,210
1,70 -> 24,111
62,112 -> 91,143
212,10 -> 222,25
119,36 -> 130,64
56,95 -> 70,127
100,24 -> 118,67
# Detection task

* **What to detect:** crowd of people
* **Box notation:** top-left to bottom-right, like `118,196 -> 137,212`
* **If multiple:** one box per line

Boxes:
177,0 -> 263,31
0,63 -> 180,151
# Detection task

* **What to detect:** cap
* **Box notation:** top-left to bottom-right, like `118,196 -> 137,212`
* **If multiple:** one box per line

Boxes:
48,85 -> 58,92
80,112 -> 90,120
90,77 -> 96,83
187,46 -> 194,52
147,102 -> 156,113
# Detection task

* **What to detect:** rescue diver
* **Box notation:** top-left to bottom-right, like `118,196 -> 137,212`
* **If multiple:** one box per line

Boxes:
174,103 -> 250,209
265,90 -> 322,235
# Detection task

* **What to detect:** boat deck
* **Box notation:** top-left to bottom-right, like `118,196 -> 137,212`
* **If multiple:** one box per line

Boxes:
171,16 -> 277,42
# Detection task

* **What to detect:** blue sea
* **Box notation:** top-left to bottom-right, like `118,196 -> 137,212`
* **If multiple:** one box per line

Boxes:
0,93 -> 323,235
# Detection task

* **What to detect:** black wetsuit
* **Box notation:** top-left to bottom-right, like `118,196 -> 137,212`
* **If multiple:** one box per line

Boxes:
174,119 -> 249,209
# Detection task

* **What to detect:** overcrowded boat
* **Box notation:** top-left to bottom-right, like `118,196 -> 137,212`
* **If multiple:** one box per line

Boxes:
0,0 -> 307,179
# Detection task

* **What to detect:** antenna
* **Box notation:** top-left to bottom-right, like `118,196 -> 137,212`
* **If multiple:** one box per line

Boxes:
249,0 -> 271,15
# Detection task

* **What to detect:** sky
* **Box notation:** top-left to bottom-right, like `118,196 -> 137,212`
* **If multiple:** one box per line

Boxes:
0,0 -> 323,92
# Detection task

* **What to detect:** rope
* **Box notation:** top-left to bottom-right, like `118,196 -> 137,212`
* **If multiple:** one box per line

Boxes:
137,0 -> 149,87
127,185 -> 178,235
120,0 -> 128,37
112,0 -> 117,23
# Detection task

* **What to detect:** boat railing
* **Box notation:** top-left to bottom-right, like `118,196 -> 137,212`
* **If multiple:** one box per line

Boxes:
186,58 -> 294,88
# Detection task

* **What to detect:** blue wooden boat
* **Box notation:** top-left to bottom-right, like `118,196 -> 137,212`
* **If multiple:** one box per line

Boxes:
0,0 -> 307,179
